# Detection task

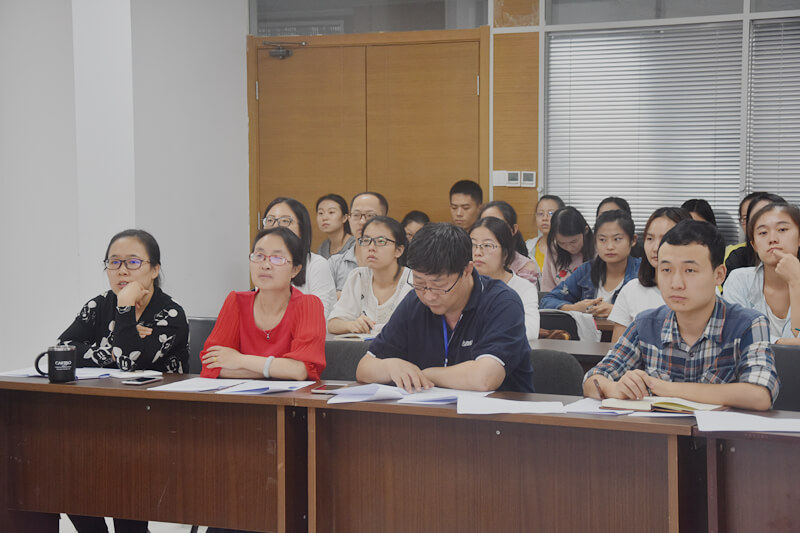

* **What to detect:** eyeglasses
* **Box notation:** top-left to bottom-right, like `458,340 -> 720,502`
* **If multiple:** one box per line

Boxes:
249,253 -> 292,266
350,211 -> 378,222
739,216 -> 748,225
263,215 -> 295,228
357,236 -> 395,247
104,259 -> 149,270
472,242 -> 498,252
407,274 -> 462,295
536,210 -> 556,218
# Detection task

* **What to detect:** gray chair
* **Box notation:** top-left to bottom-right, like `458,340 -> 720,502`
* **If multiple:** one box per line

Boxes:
322,340 -> 371,381
188,317 -> 216,373
530,349 -> 585,396
539,310 -> 580,340
772,344 -> 800,411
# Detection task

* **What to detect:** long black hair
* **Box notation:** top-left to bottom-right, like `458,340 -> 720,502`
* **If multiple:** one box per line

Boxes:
316,193 -> 351,235
681,199 -> 717,226
638,207 -> 692,287
548,207 -> 594,271
590,210 -> 636,288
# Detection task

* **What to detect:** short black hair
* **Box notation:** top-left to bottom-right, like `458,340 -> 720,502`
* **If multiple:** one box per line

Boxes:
638,207 -> 693,287
596,196 -> 631,216
316,193 -> 351,235
264,197 -> 313,258
681,199 -> 717,226
362,216 -> 409,268
740,191 -> 766,215
659,219 -> 726,269
470,216 -> 515,271
449,180 -> 483,205
401,210 -> 430,227
251,226 -> 307,286
537,195 -> 565,209
105,229 -> 163,289
406,223 -> 472,276
547,206 -> 594,271
479,200 -> 528,257
351,191 -> 389,215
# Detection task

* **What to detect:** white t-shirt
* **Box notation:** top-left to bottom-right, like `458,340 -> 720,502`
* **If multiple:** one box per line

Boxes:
328,266 -> 413,330
506,274 -> 541,344
607,279 -> 665,329
596,280 -> 623,303
293,252 -> 337,319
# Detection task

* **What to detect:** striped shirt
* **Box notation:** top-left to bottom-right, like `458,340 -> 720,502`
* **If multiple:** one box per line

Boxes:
585,297 -> 780,403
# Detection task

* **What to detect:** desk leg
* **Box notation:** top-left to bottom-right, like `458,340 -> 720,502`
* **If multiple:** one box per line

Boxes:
706,437 -> 722,533
667,435 -> 680,533
0,391 -> 59,532
277,406 -> 308,533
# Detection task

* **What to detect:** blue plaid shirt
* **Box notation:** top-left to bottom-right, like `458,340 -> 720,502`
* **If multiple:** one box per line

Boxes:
585,297 -> 780,403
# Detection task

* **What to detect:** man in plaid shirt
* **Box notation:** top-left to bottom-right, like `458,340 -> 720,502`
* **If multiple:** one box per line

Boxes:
584,220 -> 779,411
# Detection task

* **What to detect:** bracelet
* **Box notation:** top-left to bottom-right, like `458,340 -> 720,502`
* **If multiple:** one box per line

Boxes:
262,356 -> 275,379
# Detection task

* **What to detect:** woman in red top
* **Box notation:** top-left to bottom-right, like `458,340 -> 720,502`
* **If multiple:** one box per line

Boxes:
200,227 -> 326,380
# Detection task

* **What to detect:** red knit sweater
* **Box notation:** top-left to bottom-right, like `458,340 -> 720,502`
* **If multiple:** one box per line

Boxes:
200,288 -> 326,380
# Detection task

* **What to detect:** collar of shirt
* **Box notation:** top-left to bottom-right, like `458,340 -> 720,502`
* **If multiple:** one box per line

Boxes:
660,295 -> 726,349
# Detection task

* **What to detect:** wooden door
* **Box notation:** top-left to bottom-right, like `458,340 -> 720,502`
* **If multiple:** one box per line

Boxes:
366,41 -> 481,224
254,45 -> 366,250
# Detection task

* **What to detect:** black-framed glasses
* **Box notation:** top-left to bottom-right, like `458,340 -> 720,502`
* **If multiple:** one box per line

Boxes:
472,242 -> 498,252
407,273 -> 462,295
104,259 -> 149,270
249,253 -> 292,266
358,236 -> 395,247
350,211 -> 378,222
263,215 -> 295,228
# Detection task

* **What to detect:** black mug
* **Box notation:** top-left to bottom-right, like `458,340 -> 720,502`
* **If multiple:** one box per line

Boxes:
35,345 -> 77,383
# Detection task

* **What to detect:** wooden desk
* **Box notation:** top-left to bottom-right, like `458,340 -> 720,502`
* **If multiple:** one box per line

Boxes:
531,338 -> 613,373
595,318 -> 615,342
296,391 -> 703,533
0,375 -> 307,533
698,411 -> 800,533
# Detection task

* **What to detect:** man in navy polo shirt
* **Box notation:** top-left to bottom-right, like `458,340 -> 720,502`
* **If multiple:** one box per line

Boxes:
356,223 -> 534,393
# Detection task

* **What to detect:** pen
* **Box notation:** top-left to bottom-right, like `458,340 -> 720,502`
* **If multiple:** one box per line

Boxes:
593,378 -> 606,400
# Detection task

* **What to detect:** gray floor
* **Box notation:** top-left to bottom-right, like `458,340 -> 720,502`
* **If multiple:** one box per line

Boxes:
59,516 -> 198,532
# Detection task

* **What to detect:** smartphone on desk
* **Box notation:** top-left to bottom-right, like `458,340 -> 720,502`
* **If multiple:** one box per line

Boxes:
122,376 -> 163,386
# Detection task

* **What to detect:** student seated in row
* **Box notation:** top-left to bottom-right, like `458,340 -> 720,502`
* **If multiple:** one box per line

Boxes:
725,193 -> 786,279
609,207 -> 693,342
356,223 -> 534,393
724,202 -> 800,345
316,193 -> 355,259
200,227 -> 326,380
263,197 -> 337,317
725,192 -> 764,262
526,195 -> 565,272
585,220 -> 779,411
540,206 -> 594,292
470,217 -> 540,343
329,191 -> 389,294
327,217 -> 413,336
449,179 -> 483,230
401,209 -> 430,242
597,195 -> 643,259
540,209 -> 640,319
479,200 -> 539,284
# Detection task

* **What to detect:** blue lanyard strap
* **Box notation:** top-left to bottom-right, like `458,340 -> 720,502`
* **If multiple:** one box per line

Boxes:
442,316 -> 450,367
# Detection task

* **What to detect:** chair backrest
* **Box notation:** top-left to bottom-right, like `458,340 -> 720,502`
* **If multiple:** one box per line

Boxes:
772,344 -> 800,411
187,317 -> 217,373
322,340 -> 371,381
530,349 -> 584,396
539,310 -> 580,340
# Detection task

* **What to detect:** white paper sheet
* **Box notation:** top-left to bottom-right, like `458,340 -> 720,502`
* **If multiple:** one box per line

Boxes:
627,411 -> 694,418
327,383 -> 404,404
456,395 -> 566,415
0,367 -> 111,379
110,370 -> 162,379
396,387 -> 491,405
215,380 -> 315,395
563,397 -> 633,415
695,411 -> 800,432
148,377 -> 247,392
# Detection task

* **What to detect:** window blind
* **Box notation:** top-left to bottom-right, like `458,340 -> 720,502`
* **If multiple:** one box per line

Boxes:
747,18 -> 800,205
545,23 -> 743,242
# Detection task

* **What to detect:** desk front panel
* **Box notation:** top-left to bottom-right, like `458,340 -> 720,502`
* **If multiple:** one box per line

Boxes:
309,407 -> 678,533
2,387 -> 302,532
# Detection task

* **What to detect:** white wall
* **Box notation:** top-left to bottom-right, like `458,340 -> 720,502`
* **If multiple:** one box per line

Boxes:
130,0 -> 250,318
0,0 -> 250,371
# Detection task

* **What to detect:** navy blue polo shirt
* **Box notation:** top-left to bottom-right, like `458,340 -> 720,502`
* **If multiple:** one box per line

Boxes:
368,270 -> 534,392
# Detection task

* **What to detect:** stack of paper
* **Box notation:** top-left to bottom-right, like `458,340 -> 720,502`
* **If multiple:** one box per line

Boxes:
326,384 -> 492,405
695,411 -> 800,432
0,367 -> 112,380
148,378 -> 247,392
456,395 -> 566,415
215,380 -> 314,395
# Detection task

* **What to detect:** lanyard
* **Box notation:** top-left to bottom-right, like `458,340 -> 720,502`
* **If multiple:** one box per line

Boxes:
442,317 -> 451,367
